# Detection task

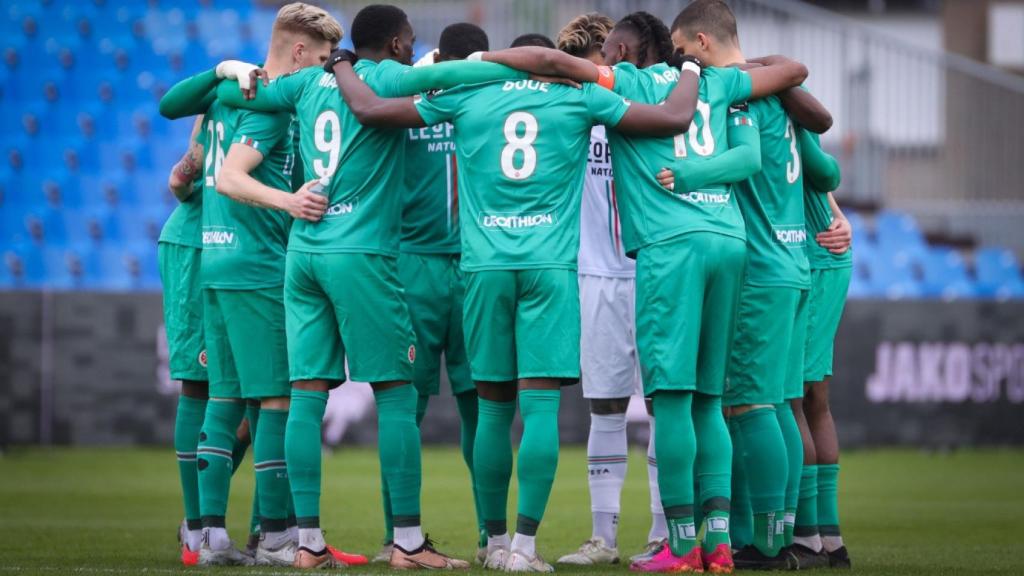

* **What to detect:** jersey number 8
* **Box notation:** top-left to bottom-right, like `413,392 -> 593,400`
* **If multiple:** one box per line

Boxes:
501,112 -> 538,180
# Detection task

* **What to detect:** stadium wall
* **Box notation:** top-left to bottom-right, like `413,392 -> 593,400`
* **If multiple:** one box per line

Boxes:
1,293 -> 1022,449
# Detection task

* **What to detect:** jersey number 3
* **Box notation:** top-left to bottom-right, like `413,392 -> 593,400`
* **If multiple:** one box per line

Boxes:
501,112 -> 538,180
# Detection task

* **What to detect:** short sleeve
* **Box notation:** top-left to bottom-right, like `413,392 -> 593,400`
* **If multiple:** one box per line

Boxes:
232,111 -> 289,157
366,59 -> 408,98
415,89 -> 462,127
610,62 -> 640,97
585,84 -> 631,127
716,66 -> 753,105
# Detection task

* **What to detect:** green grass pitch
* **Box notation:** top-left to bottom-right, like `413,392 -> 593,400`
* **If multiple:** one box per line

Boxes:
1,446 -> 1022,575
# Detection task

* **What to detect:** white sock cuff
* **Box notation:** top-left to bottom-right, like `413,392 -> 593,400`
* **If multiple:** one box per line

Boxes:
590,411 -> 627,432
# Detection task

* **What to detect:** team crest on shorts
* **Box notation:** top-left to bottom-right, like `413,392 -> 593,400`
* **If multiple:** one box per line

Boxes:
408,345 -> 416,364
198,350 -> 208,368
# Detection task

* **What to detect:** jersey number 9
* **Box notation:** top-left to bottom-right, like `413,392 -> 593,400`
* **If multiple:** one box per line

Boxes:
313,110 -> 341,178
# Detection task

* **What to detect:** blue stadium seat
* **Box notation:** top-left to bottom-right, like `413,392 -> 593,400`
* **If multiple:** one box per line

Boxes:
846,268 -> 872,299
974,247 -> 1024,300
246,9 -> 277,47
145,8 -> 189,56
874,210 -> 927,252
79,245 -> 138,290
918,247 -> 976,300
41,170 -> 85,210
43,246 -> 84,290
3,243 -> 46,288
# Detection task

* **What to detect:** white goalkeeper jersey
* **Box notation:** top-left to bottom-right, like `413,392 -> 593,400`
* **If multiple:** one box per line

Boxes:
578,126 -> 635,278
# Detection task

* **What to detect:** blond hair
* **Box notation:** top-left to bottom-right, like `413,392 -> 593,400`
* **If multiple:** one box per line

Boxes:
273,2 -> 343,45
557,12 -> 614,57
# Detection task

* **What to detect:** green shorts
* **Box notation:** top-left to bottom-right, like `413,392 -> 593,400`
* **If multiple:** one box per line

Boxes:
285,252 -> 415,384
463,268 -> 580,382
724,284 -> 804,407
804,267 -> 852,383
635,232 -> 747,397
398,253 -> 473,396
785,289 -> 810,400
203,287 -> 290,399
158,243 -> 207,381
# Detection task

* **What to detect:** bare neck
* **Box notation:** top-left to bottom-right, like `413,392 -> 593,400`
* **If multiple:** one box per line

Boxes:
710,46 -> 746,68
262,53 -> 291,80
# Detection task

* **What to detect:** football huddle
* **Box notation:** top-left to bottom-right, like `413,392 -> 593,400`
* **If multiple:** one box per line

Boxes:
159,0 -> 854,572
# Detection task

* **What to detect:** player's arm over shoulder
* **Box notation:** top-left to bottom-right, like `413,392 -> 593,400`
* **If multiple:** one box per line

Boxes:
330,60 -> 426,128
214,66 -> 314,113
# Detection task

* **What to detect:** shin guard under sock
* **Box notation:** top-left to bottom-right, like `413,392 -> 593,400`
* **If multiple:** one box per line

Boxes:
285,389 -> 327,528
475,398 -> 515,537
652,392 -> 697,556
375,384 -> 422,528
516,390 -> 561,535
175,395 -> 207,529
197,399 -> 246,527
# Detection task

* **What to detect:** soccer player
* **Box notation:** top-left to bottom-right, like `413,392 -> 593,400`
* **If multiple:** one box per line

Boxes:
669,0 -> 830,569
509,33 -> 557,49
790,128 -> 853,569
213,4 -> 529,569
159,2 -> 341,567
479,15 -> 810,572
549,12 -> 669,567
375,22 -> 491,563
162,116 -> 211,566
328,39 -> 712,572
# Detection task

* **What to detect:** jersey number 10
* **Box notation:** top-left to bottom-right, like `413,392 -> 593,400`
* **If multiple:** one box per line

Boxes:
674,100 -> 714,158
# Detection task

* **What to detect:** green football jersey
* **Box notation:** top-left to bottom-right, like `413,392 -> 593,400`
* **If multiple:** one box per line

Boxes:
415,79 -> 630,271
158,179 -> 203,248
801,130 -> 851,270
606,63 -> 752,256
228,62 -> 407,255
401,122 -> 460,254
198,99 -> 295,289
214,60 -> 526,256
730,97 -> 811,289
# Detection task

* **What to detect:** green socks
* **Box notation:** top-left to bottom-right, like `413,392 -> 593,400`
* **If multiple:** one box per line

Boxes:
794,465 -> 820,543
776,403 -> 802,546
375,384 -> 422,527
516,390 -> 560,535
197,399 -> 246,527
174,395 -> 207,529
652,392 -> 697,556
474,398 -> 515,536
728,418 -> 753,549
380,394 -> 431,543
455,391 -> 486,544
732,407 -> 786,557
245,404 -> 261,536
255,408 -> 290,533
285,389 -> 327,528
693,393 -> 732,552
817,464 -> 841,539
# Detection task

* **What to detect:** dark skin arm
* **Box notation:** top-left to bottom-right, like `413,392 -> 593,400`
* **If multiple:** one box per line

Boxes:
612,66 -> 698,136
332,61 -> 426,127
331,59 -> 699,136
749,55 -> 831,132
481,47 -> 808,100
